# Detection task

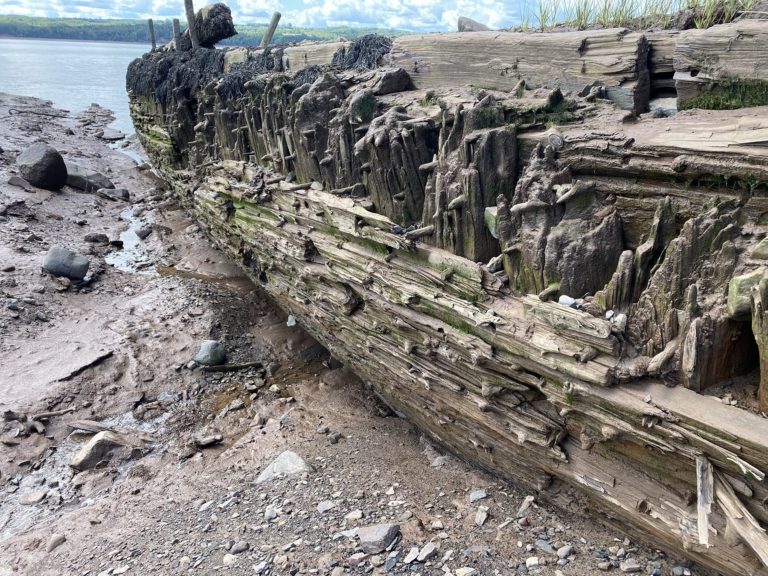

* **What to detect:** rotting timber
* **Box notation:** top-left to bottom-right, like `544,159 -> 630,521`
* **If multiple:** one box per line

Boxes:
128,13 -> 768,575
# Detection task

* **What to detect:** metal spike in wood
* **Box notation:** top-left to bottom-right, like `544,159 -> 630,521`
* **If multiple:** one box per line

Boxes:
260,11 -> 281,48
147,18 -> 156,50
184,0 -> 199,50
172,18 -> 181,51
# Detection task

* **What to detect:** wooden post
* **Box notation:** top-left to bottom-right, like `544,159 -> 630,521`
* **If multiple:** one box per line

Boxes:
147,18 -> 156,50
184,0 -> 199,50
172,18 -> 181,51
260,11 -> 281,48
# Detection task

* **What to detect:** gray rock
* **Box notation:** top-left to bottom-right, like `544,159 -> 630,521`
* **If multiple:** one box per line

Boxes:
8,175 -> 31,190
469,489 -> 487,503
403,546 -> 419,564
16,143 -> 67,191
619,559 -> 642,573
357,523 -> 400,554
317,500 -> 336,513
65,162 -> 114,192
230,541 -> 249,554
46,534 -> 66,552
474,505 -> 488,527
557,545 -> 573,559
97,187 -> 130,201
373,67 -> 412,96
535,539 -> 556,555
69,431 -> 128,470
255,450 -> 313,483
193,340 -> 226,366
42,246 -> 89,280
136,225 -> 153,240
20,490 -> 47,505
416,541 -> 438,561
84,233 -> 110,244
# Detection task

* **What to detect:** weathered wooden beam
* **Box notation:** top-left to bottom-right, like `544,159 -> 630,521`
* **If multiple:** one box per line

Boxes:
674,21 -> 768,109
260,11 -> 281,48
390,29 -> 650,112
147,18 -> 156,51
697,455 -> 714,547
172,18 -> 181,51
184,0 -> 198,50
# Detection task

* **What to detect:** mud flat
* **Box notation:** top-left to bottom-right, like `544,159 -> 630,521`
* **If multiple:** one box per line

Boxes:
127,10 -> 768,576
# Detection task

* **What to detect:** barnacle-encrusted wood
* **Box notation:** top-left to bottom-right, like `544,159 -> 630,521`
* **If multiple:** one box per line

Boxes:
128,23 -> 768,576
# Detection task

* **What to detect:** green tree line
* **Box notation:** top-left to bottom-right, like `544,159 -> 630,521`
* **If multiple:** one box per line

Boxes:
0,15 -> 406,45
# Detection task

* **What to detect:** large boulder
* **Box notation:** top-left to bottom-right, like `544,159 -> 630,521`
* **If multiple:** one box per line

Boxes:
179,3 -> 237,50
42,245 -> 90,280
16,143 -> 67,191
65,162 -> 115,192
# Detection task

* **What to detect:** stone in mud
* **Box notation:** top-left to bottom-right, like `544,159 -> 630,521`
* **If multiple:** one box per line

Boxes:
8,175 -> 31,190
16,143 -> 68,191
42,245 -> 89,280
357,523 -> 400,554
193,340 -> 226,365
46,534 -> 66,552
97,187 -> 130,201
70,431 -> 129,470
255,450 -> 313,483
20,490 -> 47,505
84,233 -> 110,244
65,162 -> 115,192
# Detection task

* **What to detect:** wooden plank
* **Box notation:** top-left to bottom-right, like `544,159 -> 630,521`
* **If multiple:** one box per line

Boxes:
390,29 -> 650,112
283,41 -> 349,71
697,456 -> 714,547
715,471 -> 768,568
674,21 -> 768,108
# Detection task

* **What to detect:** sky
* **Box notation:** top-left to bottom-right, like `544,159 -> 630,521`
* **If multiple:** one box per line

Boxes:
0,0 -> 520,31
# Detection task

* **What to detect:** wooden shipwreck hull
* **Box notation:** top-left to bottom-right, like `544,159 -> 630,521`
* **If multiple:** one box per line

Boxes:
128,21 -> 768,575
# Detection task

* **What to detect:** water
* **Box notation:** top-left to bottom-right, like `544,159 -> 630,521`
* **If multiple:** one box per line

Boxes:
0,38 -> 149,134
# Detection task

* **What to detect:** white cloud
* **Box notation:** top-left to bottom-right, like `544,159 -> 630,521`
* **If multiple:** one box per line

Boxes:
2,0 -> 523,30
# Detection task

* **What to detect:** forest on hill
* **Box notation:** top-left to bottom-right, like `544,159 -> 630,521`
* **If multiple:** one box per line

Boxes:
0,15 -> 406,45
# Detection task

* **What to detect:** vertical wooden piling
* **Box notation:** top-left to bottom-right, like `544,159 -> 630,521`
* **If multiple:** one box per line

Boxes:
148,18 -> 156,50
260,11 -> 281,48
184,0 -> 199,50
172,18 -> 181,51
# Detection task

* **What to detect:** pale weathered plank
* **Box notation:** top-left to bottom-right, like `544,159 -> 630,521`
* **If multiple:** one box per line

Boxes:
389,29 -> 650,112
674,21 -> 768,108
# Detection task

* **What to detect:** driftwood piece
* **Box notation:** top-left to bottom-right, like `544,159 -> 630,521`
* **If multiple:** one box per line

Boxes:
390,29 -> 650,112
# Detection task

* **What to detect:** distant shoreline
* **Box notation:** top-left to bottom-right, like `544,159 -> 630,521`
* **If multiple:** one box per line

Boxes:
0,34 -> 152,45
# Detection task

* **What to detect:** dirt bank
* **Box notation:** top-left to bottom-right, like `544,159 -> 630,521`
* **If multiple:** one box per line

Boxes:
0,94 -> 693,576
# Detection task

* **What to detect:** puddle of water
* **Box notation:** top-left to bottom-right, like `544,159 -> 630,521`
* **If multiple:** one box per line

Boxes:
105,207 -> 155,275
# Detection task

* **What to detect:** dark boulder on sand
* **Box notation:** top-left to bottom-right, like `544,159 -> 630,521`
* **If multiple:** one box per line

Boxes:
16,143 -> 68,191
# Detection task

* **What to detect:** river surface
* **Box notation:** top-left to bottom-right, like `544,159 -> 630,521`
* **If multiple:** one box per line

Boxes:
0,38 -> 149,134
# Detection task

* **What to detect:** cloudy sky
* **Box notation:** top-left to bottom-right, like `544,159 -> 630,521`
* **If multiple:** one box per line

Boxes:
0,0 -> 520,31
